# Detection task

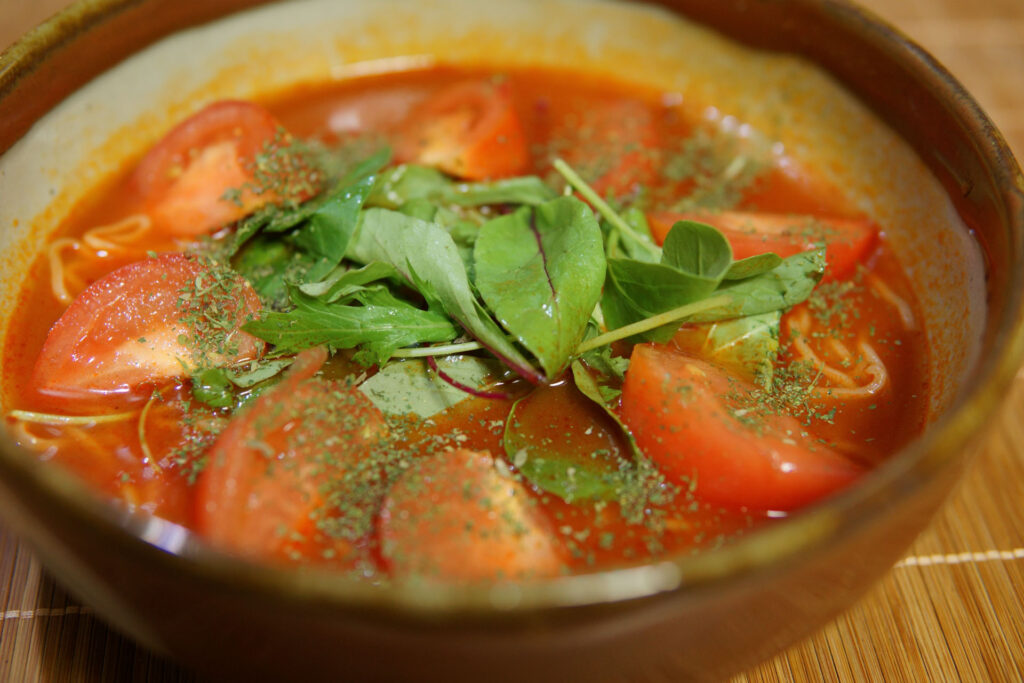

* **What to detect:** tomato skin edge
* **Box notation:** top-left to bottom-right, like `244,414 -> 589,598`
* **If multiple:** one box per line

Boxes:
378,448 -> 566,582
29,252 -> 264,410
620,344 -> 863,511
393,80 -> 530,181
194,346 -> 385,566
131,101 -> 284,236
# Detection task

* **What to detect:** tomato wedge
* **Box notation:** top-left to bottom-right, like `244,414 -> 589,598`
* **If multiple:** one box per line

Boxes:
620,344 -> 862,511
196,347 -> 388,565
555,99 -> 659,199
647,210 -> 878,281
379,449 -> 565,582
393,80 -> 529,180
132,101 -> 301,236
31,253 -> 264,407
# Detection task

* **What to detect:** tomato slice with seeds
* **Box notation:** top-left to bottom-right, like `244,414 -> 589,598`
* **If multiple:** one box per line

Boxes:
30,253 -> 263,407
132,101 -> 295,236
393,80 -> 529,180
620,344 -> 863,511
196,346 -> 389,566
647,210 -> 878,281
379,449 -> 565,582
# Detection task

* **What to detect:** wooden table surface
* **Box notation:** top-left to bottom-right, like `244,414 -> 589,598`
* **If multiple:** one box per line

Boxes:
1,0 -> 1022,681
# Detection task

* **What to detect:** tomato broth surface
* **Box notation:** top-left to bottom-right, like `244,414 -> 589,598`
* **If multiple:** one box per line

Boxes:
3,67 -> 928,582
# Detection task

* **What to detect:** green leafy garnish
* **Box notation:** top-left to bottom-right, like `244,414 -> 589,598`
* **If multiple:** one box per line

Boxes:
224,358 -> 293,388
436,176 -> 557,207
503,364 -> 673,517
678,312 -> 781,387
580,322 -> 630,382
601,217 -> 823,343
347,208 -> 543,382
474,196 -> 605,378
295,262 -> 399,302
504,391 -> 629,503
723,252 -> 784,280
660,219 -> 733,277
233,235 -> 317,309
367,164 -> 450,208
218,152 -> 824,410
359,355 -> 505,418
243,287 -> 458,365
191,367 -> 234,409
292,172 -> 377,282
689,248 -> 826,322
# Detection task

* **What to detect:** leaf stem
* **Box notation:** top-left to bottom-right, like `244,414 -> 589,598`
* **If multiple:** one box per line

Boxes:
576,294 -> 732,354
427,356 -> 511,400
553,158 -> 661,259
391,341 -> 484,358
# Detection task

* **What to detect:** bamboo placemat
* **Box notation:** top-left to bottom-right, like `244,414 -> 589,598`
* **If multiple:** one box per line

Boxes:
1,0 -> 1023,680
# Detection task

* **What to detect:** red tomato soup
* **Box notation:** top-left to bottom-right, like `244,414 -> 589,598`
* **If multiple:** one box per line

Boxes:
2,67 -> 928,582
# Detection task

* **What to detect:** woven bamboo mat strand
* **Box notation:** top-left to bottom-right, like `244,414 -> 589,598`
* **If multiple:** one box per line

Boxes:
0,0 -> 1023,681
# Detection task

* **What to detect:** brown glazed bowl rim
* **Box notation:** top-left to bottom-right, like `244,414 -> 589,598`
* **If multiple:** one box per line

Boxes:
1,0 -> 1023,619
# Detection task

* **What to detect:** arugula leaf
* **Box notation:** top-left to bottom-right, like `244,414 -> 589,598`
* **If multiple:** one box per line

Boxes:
570,360 -> 678,521
347,208 -> 543,382
676,312 -> 781,386
191,367 -> 235,409
190,358 -> 296,409
622,207 -> 653,239
223,148 -> 390,263
436,176 -> 557,207
511,451 -> 624,503
570,362 -> 634,438
367,164 -> 450,209
232,235 -> 318,309
606,258 -> 720,318
436,209 -> 482,248
504,389 -> 628,503
224,358 -> 294,388
396,197 -> 439,222
358,355 -> 505,418
599,211 -> 823,345
580,322 -> 630,382
367,164 -> 556,210
474,197 -> 605,378
614,208 -> 660,263
689,248 -> 825,322
571,357 -> 622,406
724,252 -> 784,280
224,200 -> 313,253
395,201 -> 481,271
296,262 -> 399,302
292,172 -> 377,282
243,287 -> 458,364
661,219 -> 733,278
600,219 -> 732,341
597,275 -> 645,340
503,365 -> 667,510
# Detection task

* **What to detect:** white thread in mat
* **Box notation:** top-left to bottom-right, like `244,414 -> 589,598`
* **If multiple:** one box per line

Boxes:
0,605 -> 93,621
895,548 -> 1024,567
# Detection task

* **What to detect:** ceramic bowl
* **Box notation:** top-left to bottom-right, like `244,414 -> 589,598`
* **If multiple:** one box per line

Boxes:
0,1 -> 1021,681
